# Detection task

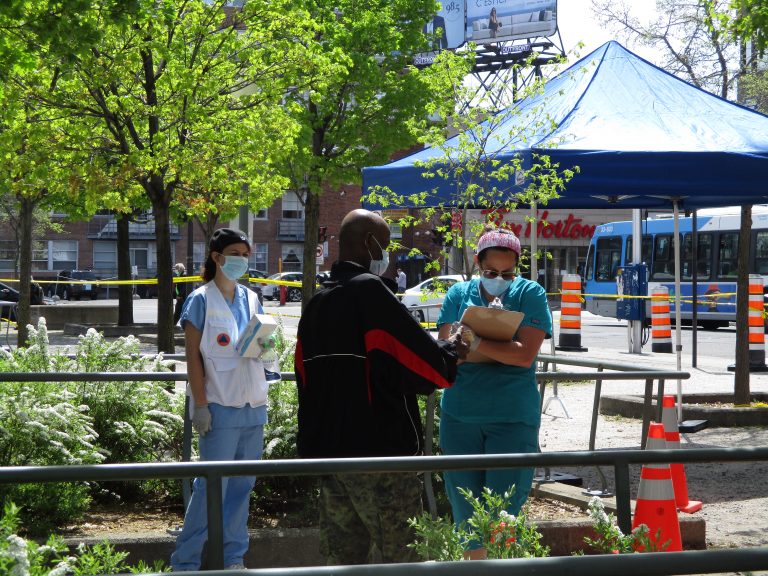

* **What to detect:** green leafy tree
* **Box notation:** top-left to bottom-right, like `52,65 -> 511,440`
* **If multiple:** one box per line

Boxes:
364,54 -> 578,280
0,64 -> 96,346
277,0 -> 470,304
728,0 -> 768,54
12,1 -> 306,351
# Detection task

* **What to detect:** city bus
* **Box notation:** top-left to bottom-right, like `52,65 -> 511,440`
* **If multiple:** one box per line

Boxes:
583,207 -> 768,330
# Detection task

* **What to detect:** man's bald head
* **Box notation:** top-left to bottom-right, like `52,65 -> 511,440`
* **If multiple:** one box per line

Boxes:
338,209 -> 390,268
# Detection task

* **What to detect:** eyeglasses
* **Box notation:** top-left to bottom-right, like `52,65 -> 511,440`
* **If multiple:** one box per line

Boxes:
480,269 -> 516,281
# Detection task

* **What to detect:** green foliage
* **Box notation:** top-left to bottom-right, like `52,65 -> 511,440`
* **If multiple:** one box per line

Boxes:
727,0 -> 768,54
0,318 -> 185,533
363,51 -> 578,279
0,502 -> 169,575
583,496 -> 667,553
409,487 -> 550,561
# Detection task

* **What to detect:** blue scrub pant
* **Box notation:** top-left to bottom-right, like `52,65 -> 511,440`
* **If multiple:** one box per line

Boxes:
439,413 -> 539,546
171,405 -> 265,571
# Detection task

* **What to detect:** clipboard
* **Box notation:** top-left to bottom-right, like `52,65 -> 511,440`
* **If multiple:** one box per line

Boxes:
460,305 -> 525,363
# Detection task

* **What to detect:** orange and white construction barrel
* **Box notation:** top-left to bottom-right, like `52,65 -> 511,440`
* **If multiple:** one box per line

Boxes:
651,286 -> 673,354
556,274 -> 587,352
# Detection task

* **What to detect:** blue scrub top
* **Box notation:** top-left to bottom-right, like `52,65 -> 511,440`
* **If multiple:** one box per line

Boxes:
180,283 -> 260,333
437,277 -> 552,426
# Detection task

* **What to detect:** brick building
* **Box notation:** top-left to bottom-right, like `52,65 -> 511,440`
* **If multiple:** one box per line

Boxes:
0,187 -> 632,295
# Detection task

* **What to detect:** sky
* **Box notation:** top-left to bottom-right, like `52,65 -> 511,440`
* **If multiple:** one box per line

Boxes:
555,0 -> 660,63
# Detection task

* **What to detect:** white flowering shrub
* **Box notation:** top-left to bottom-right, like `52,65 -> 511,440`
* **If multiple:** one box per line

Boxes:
0,502 -> 169,574
68,330 -> 185,499
0,319 -> 186,532
583,496 -> 661,553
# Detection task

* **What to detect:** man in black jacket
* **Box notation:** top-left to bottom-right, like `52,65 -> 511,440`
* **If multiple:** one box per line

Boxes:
296,209 -> 468,565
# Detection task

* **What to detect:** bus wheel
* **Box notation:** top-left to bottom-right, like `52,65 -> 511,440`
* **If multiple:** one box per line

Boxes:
701,321 -> 720,331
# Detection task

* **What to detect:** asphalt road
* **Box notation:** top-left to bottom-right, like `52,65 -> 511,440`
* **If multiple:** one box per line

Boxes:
121,297 -> 743,365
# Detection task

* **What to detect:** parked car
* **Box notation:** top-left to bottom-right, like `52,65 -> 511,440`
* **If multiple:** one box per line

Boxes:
244,269 -> 267,304
262,272 -> 303,302
0,281 -> 19,323
55,270 -> 101,300
399,275 -> 466,324
316,270 -> 331,285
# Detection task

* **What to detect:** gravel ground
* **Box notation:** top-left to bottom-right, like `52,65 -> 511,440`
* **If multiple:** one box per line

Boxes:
538,348 -> 768,552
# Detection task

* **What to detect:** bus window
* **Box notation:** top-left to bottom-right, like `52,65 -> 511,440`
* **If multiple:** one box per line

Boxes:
717,233 -> 739,279
585,245 -> 594,280
682,232 -> 712,279
595,236 -> 622,281
755,231 -> 768,275
626,235 -> 652,265
651,235 -> 674,280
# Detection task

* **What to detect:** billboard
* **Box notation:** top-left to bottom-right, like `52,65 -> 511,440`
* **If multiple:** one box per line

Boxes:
423,1 -> 466,50
466,0 -> 557,45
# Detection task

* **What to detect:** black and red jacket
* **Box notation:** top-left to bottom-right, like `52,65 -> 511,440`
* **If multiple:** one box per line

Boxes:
295,261 -> 458,458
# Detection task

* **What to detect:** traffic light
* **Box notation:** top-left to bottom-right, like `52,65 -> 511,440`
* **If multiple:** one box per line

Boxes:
318,226 -> 328,243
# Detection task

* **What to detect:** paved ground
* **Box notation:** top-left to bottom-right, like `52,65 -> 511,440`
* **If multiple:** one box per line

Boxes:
538,345 -> 768,553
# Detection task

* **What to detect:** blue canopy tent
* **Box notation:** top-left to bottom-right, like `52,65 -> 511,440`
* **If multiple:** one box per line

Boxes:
362,41 -> 768,210
362,41 -> 768,403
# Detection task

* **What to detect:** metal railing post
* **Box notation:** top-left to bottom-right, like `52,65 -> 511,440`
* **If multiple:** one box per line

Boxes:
614,458 -> 632,535
424,392 -> 438,519
656,379 -> 666,422
641,378 -> 654,449
182,395 -> 193,508
206,471 -> 225,570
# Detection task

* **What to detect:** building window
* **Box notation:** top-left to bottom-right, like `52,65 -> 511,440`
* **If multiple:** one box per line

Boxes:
254,209 -> 268,220
194,242 -> 206,274
30,240 -> 78,271
251,243 -> 268,274
0,240 -> 15,270
93,241 -> 117,274
281,191 -> 304,220
389,224 -> 403,240
282,244 -> 303,272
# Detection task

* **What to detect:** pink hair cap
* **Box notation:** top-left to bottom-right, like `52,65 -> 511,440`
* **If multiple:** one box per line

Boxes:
477,230 -> 521,256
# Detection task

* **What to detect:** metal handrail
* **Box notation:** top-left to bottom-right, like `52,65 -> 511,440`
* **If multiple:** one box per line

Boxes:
1,447 -> 767,572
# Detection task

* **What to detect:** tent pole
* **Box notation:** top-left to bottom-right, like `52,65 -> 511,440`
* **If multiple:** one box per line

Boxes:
530,203 -> 538,283
673,200 -> 683,420
630,209 -> 642,353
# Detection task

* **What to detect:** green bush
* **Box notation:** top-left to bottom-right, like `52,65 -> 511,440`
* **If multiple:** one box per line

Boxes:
0,502 -> 169,574
0,319 -> 186,532
69,330 -> 185,500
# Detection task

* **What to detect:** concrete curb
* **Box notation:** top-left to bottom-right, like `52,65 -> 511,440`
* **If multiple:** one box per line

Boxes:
601,393 -> 768,426
63,515 -> 706,568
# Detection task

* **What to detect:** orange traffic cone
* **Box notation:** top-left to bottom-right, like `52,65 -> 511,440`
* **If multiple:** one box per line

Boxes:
661,395 -> 703,514
632,422 -> 682,552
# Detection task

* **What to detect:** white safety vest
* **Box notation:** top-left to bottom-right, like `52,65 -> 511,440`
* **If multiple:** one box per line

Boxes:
197,281 -> 268,409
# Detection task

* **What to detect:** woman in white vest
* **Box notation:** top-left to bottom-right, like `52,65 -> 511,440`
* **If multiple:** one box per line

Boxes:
171,228 -> 269,572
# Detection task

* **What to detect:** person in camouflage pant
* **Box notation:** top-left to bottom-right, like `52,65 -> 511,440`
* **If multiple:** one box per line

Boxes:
319,473 -> 423,564
295,210 -> 469,565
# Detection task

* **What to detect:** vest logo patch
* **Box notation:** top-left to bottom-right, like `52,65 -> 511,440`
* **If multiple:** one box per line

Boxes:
216,333 -> 231,346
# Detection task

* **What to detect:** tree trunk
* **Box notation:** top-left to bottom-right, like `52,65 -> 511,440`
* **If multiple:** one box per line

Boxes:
116,213 -> 134,325
16,196 -> 33,347
302,187 -> 320,311
151,194 -> 175,353
734,205 -> 752,405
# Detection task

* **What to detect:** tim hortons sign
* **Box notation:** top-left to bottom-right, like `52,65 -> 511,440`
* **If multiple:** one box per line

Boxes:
480,208 -> 597,240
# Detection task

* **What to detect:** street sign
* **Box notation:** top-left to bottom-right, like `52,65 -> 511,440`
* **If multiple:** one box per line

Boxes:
316,244 -> 324,265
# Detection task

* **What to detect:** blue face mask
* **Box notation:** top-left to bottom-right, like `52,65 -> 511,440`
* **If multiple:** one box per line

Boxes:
481,276 -> 512,297
219,255 -> 249,281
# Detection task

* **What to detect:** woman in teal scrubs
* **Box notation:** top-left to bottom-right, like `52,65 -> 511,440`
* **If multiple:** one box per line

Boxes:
436,227 -> 552,559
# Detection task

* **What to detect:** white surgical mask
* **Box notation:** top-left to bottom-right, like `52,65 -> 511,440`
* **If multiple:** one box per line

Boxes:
481,276 -> 512,297
219,255 -> 249,281
367,235 -> 389,276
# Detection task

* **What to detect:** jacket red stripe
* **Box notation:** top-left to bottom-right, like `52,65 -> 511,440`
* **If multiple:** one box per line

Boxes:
364,328 -> 453,390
